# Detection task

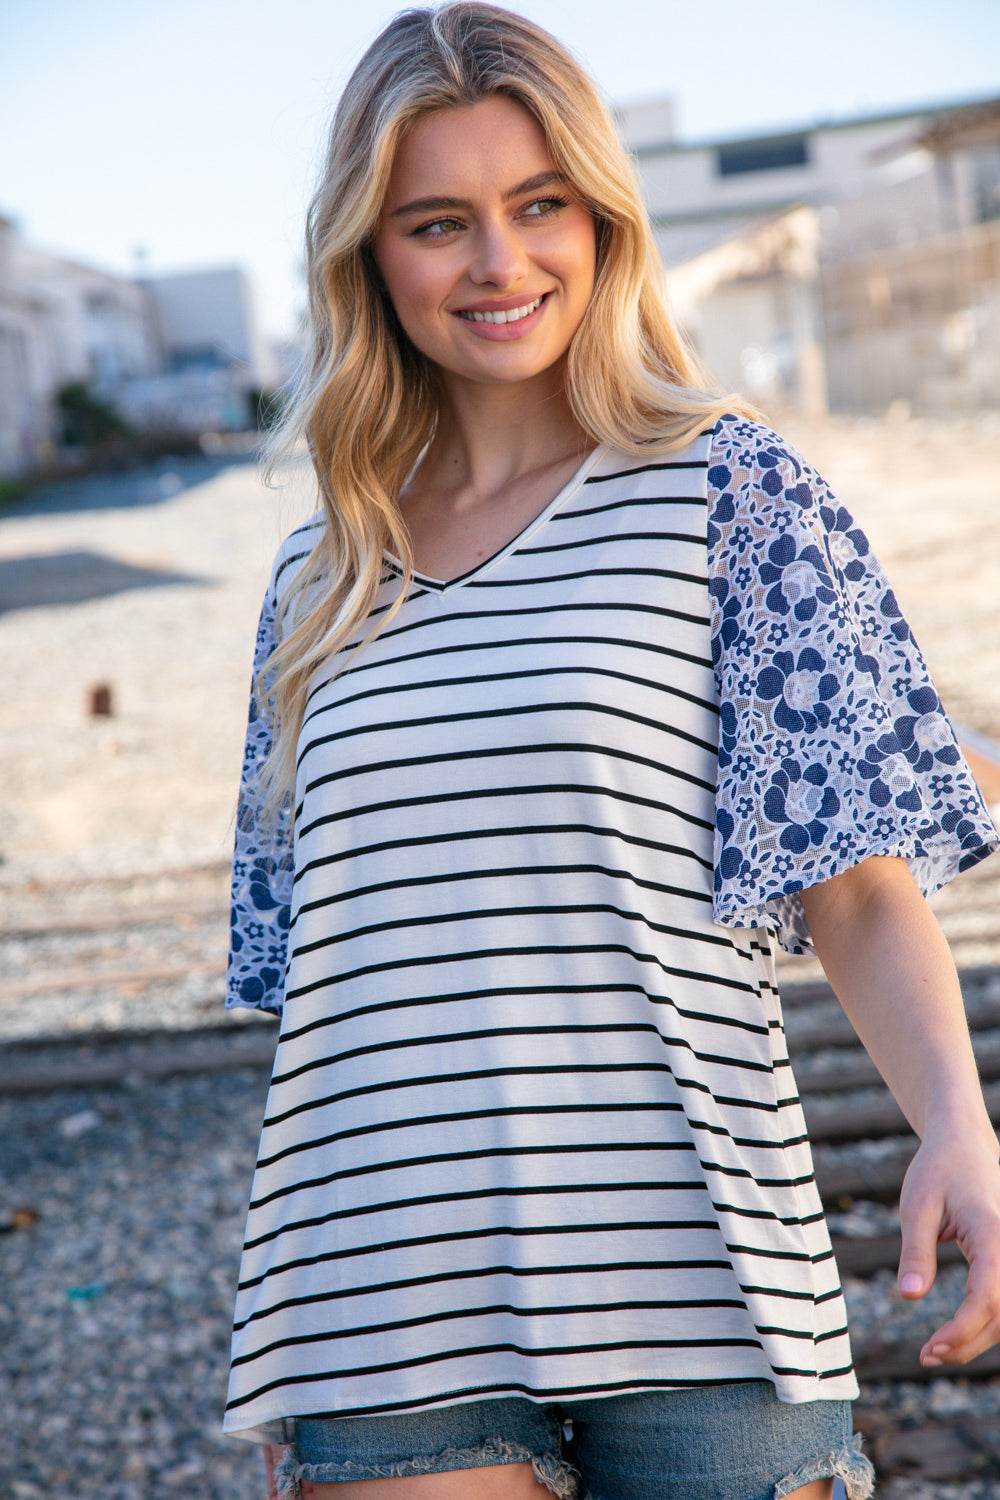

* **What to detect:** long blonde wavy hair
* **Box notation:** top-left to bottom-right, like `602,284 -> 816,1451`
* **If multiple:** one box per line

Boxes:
258,1 -> 750,819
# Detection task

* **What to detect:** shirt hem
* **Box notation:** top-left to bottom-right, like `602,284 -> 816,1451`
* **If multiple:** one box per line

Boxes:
223,1369 -> 860,1438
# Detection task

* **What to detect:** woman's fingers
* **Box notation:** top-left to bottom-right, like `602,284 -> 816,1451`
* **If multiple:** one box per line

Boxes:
918,1242 -> 1000,1366
896,1156 -> 943,1302
919,1305 -> 1000,1367
897,1136 -> 1000,1366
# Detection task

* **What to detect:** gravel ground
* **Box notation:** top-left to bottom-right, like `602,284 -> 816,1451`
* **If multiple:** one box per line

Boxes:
5,1064 -> 1000,1499
0,1070 -> 270,1500
0,447 -> 317,886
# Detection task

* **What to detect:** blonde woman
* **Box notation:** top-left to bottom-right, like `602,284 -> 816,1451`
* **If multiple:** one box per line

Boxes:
224,6 -> 1000,1498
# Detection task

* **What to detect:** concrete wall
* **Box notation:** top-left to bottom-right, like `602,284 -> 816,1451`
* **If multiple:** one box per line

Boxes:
145,267 -> 273,388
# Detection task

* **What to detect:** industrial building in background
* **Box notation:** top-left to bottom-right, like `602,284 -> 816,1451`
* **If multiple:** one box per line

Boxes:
621,92 -> 1000,417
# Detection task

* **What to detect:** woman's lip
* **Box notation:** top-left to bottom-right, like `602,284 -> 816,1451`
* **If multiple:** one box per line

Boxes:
455,291 -> 549,320
454,293 -> 549,340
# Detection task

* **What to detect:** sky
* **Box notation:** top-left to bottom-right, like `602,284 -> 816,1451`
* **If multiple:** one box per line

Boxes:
3,0 -> 1000,340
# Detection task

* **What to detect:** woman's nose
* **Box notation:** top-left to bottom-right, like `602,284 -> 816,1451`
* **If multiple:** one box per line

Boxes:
470,220 -> 527,286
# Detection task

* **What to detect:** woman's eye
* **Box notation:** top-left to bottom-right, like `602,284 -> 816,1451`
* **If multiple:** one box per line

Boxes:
415,217 -> 462,238
522,196 -> 568,218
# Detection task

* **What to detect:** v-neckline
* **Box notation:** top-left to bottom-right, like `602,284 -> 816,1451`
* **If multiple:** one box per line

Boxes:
384,443 -> 608,595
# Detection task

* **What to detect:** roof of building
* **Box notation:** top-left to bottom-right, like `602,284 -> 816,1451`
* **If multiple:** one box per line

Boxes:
628,91 -> 1000,160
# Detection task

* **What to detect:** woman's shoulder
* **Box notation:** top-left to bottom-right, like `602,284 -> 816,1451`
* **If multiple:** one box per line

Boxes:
709,411 -> 801,461
707,414 -> 835,522
268,511 -> 325,602
705,415 -> 866,575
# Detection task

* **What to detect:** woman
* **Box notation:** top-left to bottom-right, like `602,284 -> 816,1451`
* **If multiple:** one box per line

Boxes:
225,6 -> 1000,1498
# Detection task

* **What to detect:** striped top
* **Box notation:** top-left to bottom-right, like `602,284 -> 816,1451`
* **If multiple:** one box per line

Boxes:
224,417 -> 997,1439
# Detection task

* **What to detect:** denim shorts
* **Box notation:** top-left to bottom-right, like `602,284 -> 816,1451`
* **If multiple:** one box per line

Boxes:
273,1382 -> 875,1500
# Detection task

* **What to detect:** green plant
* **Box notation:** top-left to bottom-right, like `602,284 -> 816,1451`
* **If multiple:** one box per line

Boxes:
0,475 -> 37,508
57,381 -> 131,447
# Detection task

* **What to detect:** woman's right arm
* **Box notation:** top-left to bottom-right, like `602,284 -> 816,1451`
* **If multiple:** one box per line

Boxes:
226,585 -> 294,1015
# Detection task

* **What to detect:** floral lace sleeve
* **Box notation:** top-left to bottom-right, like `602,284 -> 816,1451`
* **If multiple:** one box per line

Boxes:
225,583 -> 294,1013
708,414 -> 998,954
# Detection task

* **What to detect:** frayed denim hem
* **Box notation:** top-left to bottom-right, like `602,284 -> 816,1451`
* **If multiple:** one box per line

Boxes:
773,1432 -> 875,1500
531,1451 -> 580,1498
272,1437 -> 579,1498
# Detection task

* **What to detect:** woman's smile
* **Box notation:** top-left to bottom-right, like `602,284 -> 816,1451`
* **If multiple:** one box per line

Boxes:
457,292 -> 546,324
454,290 -> 551,338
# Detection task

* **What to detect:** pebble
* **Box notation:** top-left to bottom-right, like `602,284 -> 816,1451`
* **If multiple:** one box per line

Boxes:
0,1069 -> 271,1499
57,1107 -> 103,1139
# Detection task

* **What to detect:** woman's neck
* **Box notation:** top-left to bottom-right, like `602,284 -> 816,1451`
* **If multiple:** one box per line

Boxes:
417,370 -> 588,505
397,372 -> 594,582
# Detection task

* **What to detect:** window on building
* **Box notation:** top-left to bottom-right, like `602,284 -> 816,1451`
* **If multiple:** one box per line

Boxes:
717,134 -> 810,177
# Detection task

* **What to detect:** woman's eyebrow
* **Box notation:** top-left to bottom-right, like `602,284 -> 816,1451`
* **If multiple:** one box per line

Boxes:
388,170 -> 568,218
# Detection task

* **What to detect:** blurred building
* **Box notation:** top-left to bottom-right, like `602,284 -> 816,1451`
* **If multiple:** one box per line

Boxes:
1,217 -> 155,474
117,267 -> 276,435
0,223 -> 276,475
0,212 -> 50,474
621,93 -> 1000,415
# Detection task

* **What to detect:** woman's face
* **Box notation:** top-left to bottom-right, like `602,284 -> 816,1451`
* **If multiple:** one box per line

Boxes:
373,95 -> 597,399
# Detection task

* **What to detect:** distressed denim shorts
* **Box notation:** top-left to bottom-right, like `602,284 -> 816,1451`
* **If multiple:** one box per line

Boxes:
273,1381 -> 875,1499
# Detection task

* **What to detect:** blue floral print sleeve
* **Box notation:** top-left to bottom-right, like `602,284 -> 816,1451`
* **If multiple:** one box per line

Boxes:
708,414 -> 998,954
226,582 -> 294,1013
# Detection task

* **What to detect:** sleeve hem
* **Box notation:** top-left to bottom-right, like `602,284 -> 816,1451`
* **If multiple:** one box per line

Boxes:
714,828 -> 1000,955
225,994 -> 284,1016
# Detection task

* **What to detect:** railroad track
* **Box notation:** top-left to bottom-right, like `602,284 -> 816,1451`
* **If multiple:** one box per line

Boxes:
3,854 -> 1000,1488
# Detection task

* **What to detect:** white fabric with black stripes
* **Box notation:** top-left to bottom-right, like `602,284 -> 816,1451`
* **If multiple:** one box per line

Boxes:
224,428 -> 864,1434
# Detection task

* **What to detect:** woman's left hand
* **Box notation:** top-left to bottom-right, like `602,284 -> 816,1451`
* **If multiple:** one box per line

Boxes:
896,1124 -> 1000,1367
800,855 -> 1000,1365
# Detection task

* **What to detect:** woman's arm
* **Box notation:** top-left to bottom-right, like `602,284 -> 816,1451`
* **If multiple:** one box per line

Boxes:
226,585 -> 294,1015
800,854 -> 1000,1368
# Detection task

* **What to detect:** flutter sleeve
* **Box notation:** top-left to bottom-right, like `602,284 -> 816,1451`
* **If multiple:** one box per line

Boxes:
708,414 -> 998,955
225,580 -> 294,1014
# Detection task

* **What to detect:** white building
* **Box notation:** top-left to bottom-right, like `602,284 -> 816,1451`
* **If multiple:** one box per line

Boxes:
144,266 -> 273,383
1,222 -> 157,473
12,240 -> 159,389
0,222 -> 276,474
116,266 -> 276,434
0,213 -> 49,474
619,93 -> 1000,413
620,95 -> 996,266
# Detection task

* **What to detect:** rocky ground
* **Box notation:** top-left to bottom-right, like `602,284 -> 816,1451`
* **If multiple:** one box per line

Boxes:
0,444 -> 315,886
